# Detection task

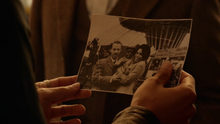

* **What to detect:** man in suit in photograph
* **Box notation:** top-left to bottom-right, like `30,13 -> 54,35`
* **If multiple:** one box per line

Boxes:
91,41 -> 122,91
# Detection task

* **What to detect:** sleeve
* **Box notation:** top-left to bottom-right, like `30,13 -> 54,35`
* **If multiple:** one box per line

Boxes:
119,62 -> 146,85
91,60 -> 112,85
112,106 -> 160,124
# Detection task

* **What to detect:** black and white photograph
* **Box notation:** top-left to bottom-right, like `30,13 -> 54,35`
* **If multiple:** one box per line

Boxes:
77,15 -> 192,95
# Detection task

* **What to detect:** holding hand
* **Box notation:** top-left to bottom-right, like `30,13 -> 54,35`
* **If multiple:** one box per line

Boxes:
131,61 -> 196,124
111,72 -> 121,82
115,57 -> 128,66
35,76 -> 92,124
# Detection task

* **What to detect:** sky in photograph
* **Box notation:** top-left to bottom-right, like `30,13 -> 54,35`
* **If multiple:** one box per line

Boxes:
84,15 -> 190,57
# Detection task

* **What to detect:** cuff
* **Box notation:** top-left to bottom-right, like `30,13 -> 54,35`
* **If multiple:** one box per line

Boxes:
112,106 -> 160,124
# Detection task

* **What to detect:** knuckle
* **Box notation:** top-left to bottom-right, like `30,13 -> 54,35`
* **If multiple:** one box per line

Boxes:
59,87 -> 71,98
57,77 -> 64,86
189,89 -> 196,100
181,87 -> 197,102
155,71 -> 172,83
37,88 -> 47,98
188,74 -> 195,82
189,104 -> 196,117
61,106 -> 66,116
144,77 -> 159,85
192,105 -> 196,115
145,77 -> 156,82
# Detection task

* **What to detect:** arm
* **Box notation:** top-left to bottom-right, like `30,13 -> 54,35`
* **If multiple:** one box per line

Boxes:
118,61 -> 146,85
114,57 -> 128,68
91,60 -> 112,86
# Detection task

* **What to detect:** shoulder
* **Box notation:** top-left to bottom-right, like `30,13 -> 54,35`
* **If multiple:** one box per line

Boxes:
96,56 -> 110,64
136,61 -> 146,67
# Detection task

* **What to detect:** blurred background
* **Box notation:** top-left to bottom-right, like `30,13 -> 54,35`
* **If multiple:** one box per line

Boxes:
20,0 -> 33,16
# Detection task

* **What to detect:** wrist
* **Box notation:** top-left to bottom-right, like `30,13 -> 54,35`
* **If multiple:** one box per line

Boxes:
110,77 -> 113,83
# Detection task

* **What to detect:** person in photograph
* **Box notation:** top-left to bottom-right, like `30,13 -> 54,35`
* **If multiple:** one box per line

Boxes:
165,57 -> 184,87
112,44 -> 151,94
85,37 -> 99,66
172,63 -> 182,85
114,46 -> 136,69
91,41 -> 123,91
82,38 -> 99,85
98,46 -> 111,59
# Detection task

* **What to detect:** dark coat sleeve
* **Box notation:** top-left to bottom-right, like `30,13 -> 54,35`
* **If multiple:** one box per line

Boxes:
1,0 -> 46,124
112,106 -> 160,124
91,58 -> 112,86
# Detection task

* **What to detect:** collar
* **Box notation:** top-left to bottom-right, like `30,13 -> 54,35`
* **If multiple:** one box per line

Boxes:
111,57 -> 118,63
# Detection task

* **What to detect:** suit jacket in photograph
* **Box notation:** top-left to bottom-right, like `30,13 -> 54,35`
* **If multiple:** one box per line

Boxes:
91,56 -> 118,91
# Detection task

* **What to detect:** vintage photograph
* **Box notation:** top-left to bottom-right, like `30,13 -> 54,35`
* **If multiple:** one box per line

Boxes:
77,15 -> 192,95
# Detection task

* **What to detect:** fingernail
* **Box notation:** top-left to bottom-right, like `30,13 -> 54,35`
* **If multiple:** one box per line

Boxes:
161,61 -> 172,69
73,82 -> 81,88
79,82 -> 83,89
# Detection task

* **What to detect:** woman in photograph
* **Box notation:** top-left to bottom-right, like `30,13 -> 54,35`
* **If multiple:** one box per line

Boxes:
113,44 -> 151,94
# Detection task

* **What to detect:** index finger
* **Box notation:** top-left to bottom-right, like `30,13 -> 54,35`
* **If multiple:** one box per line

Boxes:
49,76 -> 78,87
36,76 -> 78,88
179,70 -> 196,93
42,83 -> 92,104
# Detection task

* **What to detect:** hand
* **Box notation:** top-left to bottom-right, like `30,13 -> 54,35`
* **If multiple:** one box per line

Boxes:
131,61 -> 196,124
115,72 -> 124,77
119,57 -> 128,63
115,57 -> 127,66
111,72 -> 121,82
35,76 -> 92,124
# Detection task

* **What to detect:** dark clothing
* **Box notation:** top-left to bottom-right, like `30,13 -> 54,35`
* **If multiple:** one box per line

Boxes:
91,56 -> 117,91
86,39 -> 99,64
112,106 -> 160,124
30,0 -> 220,124
1,0 -> 46,124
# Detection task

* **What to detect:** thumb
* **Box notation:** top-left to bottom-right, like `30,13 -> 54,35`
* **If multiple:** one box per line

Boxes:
153,61 -> 173,86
